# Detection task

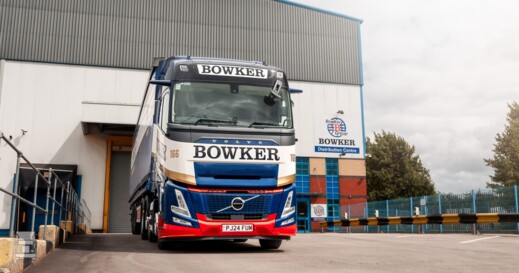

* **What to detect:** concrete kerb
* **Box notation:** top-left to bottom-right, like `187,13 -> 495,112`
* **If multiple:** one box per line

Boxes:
38,225 -> 61,249
0,237 -> 52,273
0,222 -> 91,273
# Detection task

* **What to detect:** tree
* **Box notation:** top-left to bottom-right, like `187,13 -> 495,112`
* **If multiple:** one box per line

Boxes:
366,131 -> 436,201
484,102 -> 519,188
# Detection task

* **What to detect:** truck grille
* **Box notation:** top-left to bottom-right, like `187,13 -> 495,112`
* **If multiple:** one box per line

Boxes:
199,193 -> 272,215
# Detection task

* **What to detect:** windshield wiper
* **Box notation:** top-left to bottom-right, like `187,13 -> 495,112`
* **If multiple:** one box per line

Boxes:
191,118 -> 237,126
249,122 -> 279,128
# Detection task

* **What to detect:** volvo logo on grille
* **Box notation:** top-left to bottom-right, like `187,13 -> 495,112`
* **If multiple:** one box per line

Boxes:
231,197 -> 245,211
216,195 -> 260,213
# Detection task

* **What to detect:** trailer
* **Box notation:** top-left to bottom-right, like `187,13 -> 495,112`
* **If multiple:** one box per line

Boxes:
129,56 -> 297,250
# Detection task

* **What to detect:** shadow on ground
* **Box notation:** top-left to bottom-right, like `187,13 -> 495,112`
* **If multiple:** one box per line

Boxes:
60,234 -> 283,254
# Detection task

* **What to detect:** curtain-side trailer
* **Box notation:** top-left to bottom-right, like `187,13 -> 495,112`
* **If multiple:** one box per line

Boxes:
129,56 -> 297,250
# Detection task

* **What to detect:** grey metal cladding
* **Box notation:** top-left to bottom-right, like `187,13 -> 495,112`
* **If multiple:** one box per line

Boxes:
0,0 -> 361,85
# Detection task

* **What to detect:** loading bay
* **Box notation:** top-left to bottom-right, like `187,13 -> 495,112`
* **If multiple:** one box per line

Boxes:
25,233 -> 519,273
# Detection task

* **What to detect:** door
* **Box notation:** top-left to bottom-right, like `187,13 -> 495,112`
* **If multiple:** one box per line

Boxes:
107,151 -> 131,233
296,199 -> 310,232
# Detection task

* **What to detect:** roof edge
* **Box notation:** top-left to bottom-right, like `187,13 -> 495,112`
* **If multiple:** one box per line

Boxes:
275,0 -> 363,23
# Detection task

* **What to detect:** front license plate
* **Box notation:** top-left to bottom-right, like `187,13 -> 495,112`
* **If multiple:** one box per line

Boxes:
222,224 -> 253,232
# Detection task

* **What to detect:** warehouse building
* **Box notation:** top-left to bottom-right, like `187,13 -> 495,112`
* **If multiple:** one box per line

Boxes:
0,0 -> 366,234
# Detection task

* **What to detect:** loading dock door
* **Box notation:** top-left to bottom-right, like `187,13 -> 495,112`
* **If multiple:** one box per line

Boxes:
107,151 -> 131,233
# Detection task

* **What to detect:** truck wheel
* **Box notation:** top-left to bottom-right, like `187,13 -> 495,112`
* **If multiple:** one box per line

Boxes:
259,239 -> 282,250
140,198 -> 149,240
131,205 -> 141,235
157,238 -> 168,250
148,215 -> 158,243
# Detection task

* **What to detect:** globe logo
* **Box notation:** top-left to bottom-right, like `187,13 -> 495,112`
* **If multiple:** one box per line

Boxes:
313,205 -> 325,217
326,117 -> 347,138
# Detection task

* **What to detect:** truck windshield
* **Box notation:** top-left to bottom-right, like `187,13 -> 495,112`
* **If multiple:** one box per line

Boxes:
171,82 -> 293,128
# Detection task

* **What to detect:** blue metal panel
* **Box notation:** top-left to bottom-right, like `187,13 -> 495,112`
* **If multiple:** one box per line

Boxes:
194,162 -> 279,188
275,184 -> 296,228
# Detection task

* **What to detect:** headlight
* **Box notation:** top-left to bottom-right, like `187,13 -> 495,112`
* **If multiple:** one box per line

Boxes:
171,189 -> 191,218
281,191 -> 295,218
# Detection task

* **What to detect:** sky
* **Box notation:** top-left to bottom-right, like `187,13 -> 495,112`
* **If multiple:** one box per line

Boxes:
293,0 -> 519,193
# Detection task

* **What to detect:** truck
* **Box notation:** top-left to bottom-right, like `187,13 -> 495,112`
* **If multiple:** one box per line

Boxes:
129,56 -> 297,250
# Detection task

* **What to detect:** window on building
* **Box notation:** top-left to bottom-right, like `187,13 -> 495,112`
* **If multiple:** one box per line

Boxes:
296,157 -> 309,175
326,176 -> 339,200
326,158 -> 340,230
325,158 -> 338,176
296,175 -> 309,194
296,157 -> 309,194
327,199 -> 340,220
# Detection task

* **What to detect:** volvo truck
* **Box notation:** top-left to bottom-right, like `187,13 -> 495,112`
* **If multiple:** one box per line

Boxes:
129,56 -> 296,250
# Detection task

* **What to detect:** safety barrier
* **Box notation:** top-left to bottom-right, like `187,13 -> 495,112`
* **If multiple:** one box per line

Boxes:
320,213 -> 519,229
342,187 -> 519,233
0,132 -> 91,239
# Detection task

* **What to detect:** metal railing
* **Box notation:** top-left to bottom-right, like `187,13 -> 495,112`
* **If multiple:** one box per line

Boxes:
336,185 -> 519,234
0,132 -> 91,239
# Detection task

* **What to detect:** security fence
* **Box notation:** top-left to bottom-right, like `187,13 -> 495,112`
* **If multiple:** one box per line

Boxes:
340,186 -> 519,234
0,132 -> 91,239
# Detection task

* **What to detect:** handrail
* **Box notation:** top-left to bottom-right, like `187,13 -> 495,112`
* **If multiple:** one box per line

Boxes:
0,132 -> 91,239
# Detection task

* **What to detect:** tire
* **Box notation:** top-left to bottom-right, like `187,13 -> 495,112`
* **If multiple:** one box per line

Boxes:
259,239 -> 282,250
148,215 -> 158,243
157,238 -> 168,250
140,198 -> 149,240
148,230 -> 158,242
131,205 -> 141,235
148,199 -> 158,242
233,239 -> 248,243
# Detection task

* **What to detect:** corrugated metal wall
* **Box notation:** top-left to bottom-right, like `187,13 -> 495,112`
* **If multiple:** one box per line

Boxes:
0,0 -> 361,85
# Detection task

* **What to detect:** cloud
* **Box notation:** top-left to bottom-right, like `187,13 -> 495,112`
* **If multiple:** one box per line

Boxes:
295,0 -> 519,193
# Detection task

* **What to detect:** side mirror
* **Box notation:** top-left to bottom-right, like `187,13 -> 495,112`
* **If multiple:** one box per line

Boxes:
149,79 -> 172,86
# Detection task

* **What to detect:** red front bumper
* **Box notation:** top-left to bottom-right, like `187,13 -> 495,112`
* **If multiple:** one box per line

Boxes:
158,213 -> 296,239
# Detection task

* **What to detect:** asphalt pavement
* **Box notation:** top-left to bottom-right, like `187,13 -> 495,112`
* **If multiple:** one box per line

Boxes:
23,233 -> 519,273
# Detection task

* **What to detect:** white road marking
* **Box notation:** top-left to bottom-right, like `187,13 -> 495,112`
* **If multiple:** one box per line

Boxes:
460,236 -> 500,244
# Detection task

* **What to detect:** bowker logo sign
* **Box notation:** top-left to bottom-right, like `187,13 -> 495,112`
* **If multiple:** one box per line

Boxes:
193,145 -> 280,161
197,64 -> 268,79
